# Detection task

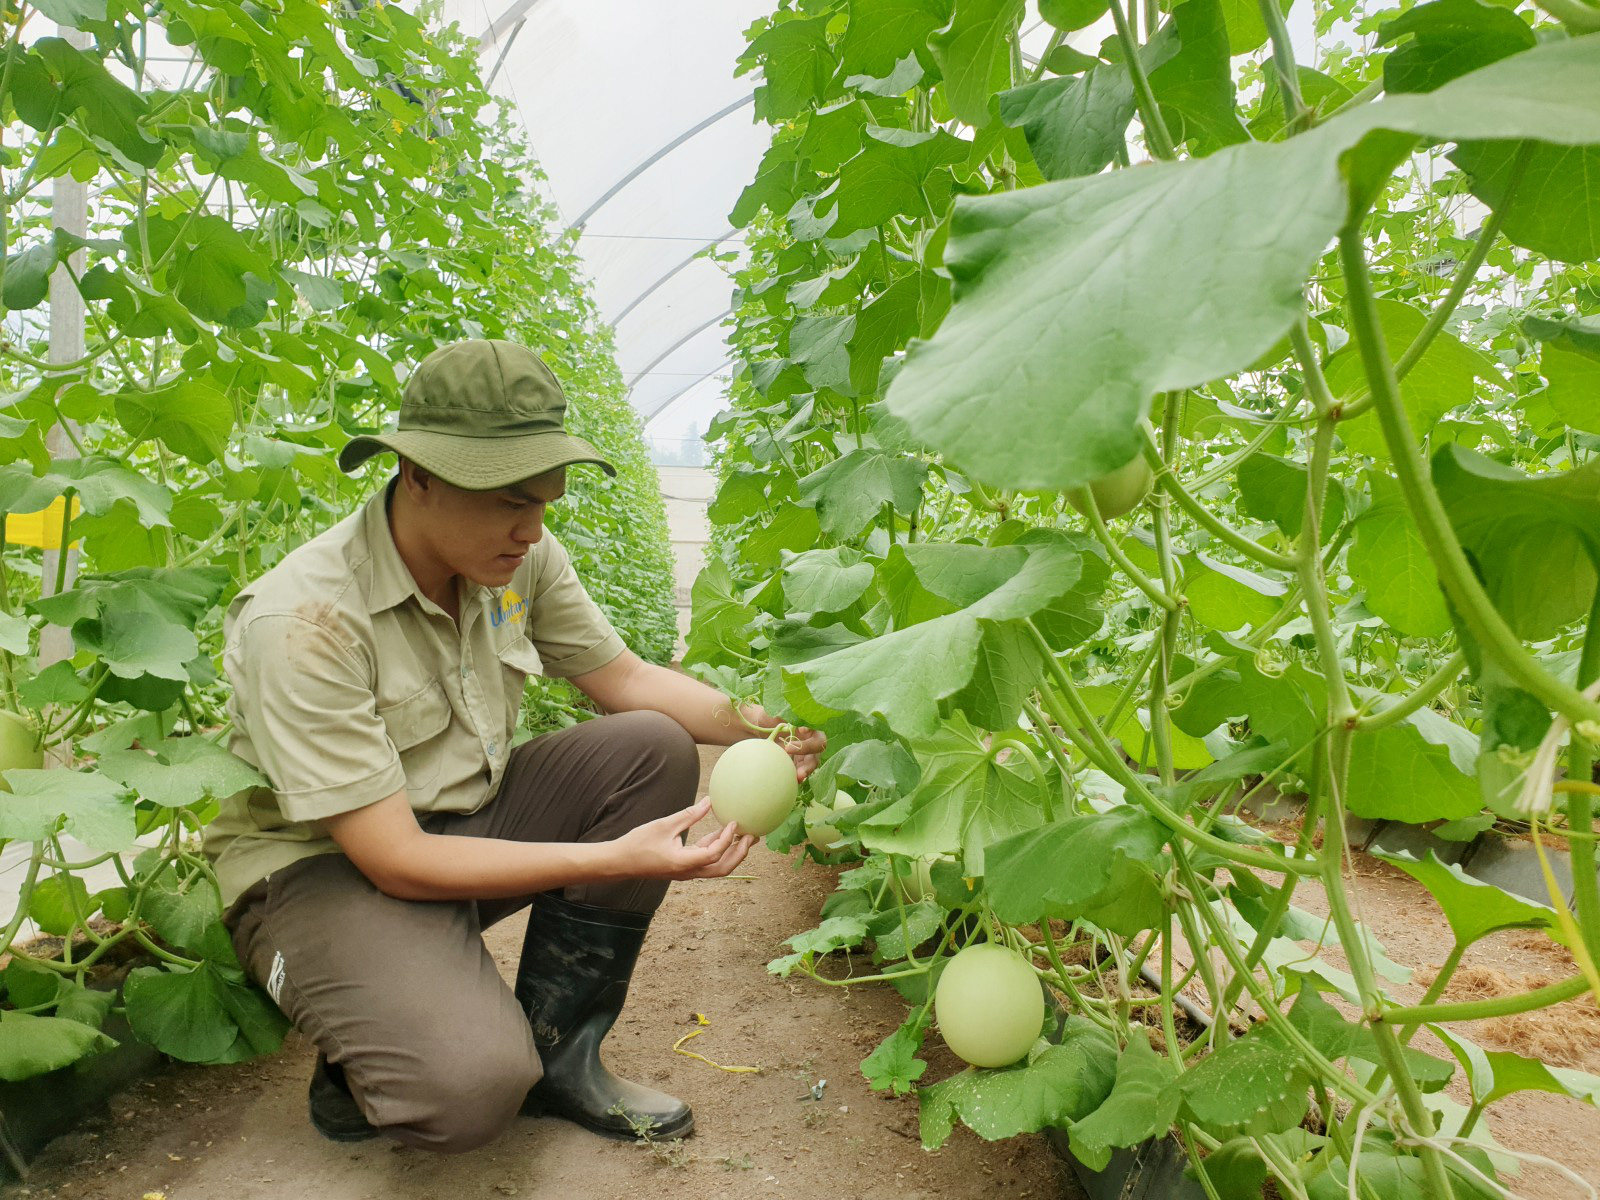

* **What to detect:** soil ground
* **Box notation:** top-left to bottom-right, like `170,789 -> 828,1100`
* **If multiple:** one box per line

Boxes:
3,747 -> 1078,1200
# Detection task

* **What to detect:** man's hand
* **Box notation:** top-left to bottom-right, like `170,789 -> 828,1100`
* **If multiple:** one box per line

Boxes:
611,795 -> 757,881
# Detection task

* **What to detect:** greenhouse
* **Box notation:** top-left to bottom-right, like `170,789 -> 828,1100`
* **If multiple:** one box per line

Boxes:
0,0 -> 1598,1196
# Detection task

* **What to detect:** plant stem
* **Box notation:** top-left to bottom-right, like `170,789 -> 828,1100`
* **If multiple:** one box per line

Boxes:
1340,148 -> 1529,420
1140,426 -> 1298,571
1338,230 -> 1600,726
1072,485 -> 1178,612
1356,651 -> 1466,731
1378,973 -> 1590,1025
1027,627 -> 1319,876
1257,0 -> 1306,132
1563,588 -> 1600,992
1151,395 -> 1184,786
1108,0 -> 1178,161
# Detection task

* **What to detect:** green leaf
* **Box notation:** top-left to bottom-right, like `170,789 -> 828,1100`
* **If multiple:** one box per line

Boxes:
1379,0 -> 1535,95
114,380 -> 235,465
96,737 -> 266,808
280,266 -> 344,311
998,67 -> 1135,181
30,0 -> 109,24
121,965 -> 236,1063
1216,0 -> 1290,54
1173,1025 -> 1311,1138
789,313 -> 856,395
29,38 -> 163,167
1184,554 -> 1288,635
1147,0 -> 1247,155
798,447 -> 930,538
0,456 -> 171,527
54,980 -> 114,1030
1435,1027 -> 1600,1109
1540,341 -> 1600,434
684,558 -> 756,671
1,242 -> 59,311
782,548 -> 875,615
0,1012 -> 115,1081
1066,1036 -> 1180,1173
918,1017 -> 1117,1149
929,0 -> 1024,127
1040,0 -> 1108,31
825,127 -> 970,237
1235,453 -> 1345,540
1345,708 -> 1481,823
1432,445 -> 1600,641
139,873 -> 226,955
169,215 -> 272,325
840,0 -> 952,79
0,612 -> 30,656
747,16 -> 836,121
1373,851 -> 1553,948
857,713 -> 1045,872
3,960 -> 63,1010
28,873 -> 93,936
862,1012 -> 930,1095
784,540 -> 1090,738
0,769 -> 135,853
884,37 -> 1600,491
848,274 -> 925,394
1457,140 -> 1600,265
1328,300 -> 1497,460
1349,475 -> 1452,638
768,914 -> 873,977
72,610 -> 200,683
985,806 -> 1167,936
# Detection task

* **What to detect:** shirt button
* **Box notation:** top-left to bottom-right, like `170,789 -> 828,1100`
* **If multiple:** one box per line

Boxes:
487,742 -> 498,757
460,663 -> 469,679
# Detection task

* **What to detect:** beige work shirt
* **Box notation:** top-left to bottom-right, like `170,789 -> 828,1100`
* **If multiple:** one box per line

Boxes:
204,484 -> 625,907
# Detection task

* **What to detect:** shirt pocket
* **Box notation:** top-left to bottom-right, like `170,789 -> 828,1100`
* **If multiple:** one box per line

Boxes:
376,680 -> 452,795
497,635 -> 543,738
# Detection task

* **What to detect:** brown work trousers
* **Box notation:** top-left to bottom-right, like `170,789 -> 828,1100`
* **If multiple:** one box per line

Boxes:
223,710 -> 699,1154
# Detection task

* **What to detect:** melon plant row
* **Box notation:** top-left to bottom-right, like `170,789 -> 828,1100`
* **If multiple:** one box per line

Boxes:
0,0 -> 675,1077
690,0 -> 1600,1194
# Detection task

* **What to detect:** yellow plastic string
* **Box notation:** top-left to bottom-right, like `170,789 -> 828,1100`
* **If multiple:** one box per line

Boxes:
671,1012 -> 762,1074
1529,815 -> 1600,1002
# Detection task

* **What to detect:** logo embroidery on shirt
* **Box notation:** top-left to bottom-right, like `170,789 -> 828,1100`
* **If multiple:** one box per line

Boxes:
491,588 -> 527,628
267,951 -> 287,1005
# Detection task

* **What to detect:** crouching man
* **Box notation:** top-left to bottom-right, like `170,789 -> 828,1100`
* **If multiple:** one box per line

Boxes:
203,339 -> 821,1152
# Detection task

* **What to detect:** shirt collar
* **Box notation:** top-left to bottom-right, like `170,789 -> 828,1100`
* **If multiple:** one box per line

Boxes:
360,481 -> 493,618
361,482 -> 425,615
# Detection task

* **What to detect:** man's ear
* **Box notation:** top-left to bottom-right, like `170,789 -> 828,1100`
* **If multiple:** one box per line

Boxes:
398,458 -> 438,501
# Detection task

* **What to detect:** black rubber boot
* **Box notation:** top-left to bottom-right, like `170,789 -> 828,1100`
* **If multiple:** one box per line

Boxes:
514,892 -> 694,1141
308,1054 -> 379,1142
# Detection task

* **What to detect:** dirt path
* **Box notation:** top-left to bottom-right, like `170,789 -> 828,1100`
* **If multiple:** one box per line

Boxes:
5,747 -> 1075,1200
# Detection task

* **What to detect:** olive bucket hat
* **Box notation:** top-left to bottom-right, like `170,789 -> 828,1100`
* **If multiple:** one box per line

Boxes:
336,339 -> 615,489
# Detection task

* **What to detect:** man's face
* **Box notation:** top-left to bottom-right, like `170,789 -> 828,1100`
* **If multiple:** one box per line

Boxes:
413,466 -> 567,587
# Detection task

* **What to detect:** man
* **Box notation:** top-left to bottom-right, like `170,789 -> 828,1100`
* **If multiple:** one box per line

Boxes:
204,339 -> 822,1153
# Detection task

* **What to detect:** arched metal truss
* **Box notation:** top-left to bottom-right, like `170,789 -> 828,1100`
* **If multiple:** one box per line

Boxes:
643,358 -> 732,423
610,228 -> 736,328
626,307 -> 731,387
569,93 -> 755,231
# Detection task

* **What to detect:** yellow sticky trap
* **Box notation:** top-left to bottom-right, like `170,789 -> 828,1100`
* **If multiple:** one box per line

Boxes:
671,1012 -> 762,1074
6,496 -> 80,549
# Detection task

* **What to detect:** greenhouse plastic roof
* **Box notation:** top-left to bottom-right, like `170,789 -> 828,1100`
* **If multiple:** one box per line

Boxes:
438,0 -> 774,442
435,4 -> 1137,440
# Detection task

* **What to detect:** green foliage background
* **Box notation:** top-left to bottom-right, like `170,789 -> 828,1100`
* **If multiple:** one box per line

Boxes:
690,0 -> 1600,1194
0,0 -> 674,1076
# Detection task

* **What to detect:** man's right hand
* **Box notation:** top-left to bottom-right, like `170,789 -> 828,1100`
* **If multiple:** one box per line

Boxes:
611,795 -> 757,881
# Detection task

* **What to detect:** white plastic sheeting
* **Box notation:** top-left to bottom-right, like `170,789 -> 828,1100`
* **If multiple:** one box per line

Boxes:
439,0 -> 774,442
